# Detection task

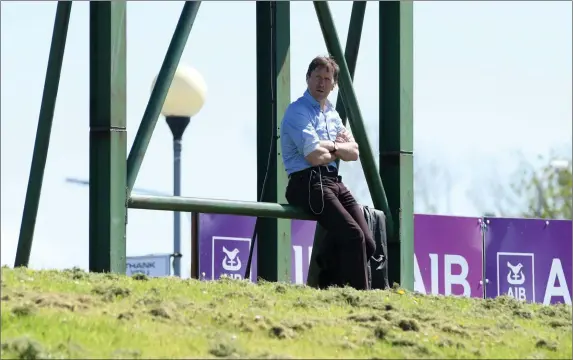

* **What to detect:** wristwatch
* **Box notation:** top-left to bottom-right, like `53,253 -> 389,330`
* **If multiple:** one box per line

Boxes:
332,140 -> 338,153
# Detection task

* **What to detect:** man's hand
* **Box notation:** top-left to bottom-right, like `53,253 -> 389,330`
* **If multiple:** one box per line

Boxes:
333,129 -> 359,162
336,129 -> 354,143
305,140 -> 338,166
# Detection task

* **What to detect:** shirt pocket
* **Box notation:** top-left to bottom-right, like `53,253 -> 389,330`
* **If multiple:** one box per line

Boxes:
314,117 -> 327,132
327,121 -> 339,140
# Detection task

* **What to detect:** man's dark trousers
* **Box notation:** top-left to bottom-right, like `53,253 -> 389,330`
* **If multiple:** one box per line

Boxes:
285,166 -> 376,290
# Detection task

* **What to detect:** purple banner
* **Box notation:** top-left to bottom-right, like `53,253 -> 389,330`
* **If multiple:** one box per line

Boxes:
291,220 -> 316,284
198,214 -> 257,281
414,215 -> 484,298
484,217 -> 572,305
198,214 -> 315,283
198,213 -> 485,298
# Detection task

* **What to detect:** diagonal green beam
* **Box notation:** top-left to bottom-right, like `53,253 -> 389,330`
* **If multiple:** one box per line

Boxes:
379,1 -> 414,290
126,1 -> 201,195
313,1 -> 393,236
315,1 -> 367,260
334,0 -> 366,169
88,1 -> 127,273
14,2 -> 72,268
255,1 -> 291,282
334,1 -> 366,129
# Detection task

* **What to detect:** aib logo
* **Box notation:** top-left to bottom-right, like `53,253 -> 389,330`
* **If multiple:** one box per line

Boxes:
221,247 -> 241,272
497,252 -> 535,302
506,261 -> 525,286
212,237 -> 252,281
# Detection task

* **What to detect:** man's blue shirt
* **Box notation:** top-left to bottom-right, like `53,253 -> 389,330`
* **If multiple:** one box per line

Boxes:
280,90 -> 347,175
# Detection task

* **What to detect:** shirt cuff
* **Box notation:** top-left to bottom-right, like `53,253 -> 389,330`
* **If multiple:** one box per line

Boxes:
303,140 -> 321,157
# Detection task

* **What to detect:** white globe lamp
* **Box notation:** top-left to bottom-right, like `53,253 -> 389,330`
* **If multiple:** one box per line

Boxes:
152,64 -> 207,118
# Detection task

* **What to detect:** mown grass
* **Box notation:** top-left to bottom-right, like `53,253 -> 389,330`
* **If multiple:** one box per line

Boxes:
1,267 -> 571,359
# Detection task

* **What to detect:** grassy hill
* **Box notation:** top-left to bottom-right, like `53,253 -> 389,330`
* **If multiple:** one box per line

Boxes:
1,267 -> 571,359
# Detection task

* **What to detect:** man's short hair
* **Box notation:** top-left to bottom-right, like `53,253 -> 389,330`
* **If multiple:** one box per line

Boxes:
306,55 -> 340,83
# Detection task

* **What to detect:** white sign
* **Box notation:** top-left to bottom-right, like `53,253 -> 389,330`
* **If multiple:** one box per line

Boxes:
543,258 -> 571,305
414,253 -> 472,297
211,236 -> 252,280
292,245 -> 313,285
126,254 -> 171,278
496,252 -> 535,302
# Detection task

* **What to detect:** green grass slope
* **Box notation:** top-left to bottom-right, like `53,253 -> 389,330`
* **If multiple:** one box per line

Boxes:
1,267 -> 571,359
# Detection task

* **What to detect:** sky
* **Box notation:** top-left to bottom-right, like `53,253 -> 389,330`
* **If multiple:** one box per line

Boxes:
1,1 -> 571,276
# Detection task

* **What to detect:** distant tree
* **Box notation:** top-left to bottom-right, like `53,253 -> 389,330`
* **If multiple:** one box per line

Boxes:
338,154 -> 452,215
414,158 -> 452,215
337,121 -> 451,215
470,150 -> 572,220
511,154 -> 572,220
467,161 -> 521,218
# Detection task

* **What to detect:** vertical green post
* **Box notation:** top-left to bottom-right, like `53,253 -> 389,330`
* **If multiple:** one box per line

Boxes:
14,2 -> 72,268
89,1 -> 127,273
255,1 -> 291,282
379,1 -> 414,290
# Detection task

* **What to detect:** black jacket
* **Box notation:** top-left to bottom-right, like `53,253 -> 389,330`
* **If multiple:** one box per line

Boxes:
306,205 -> 390,290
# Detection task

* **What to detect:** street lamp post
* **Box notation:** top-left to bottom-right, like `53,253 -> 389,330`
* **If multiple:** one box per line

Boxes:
166,116 -> 189,278
153,65 -> 207,277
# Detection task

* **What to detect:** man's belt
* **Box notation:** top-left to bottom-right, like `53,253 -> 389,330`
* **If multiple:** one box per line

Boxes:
289,165 -> 338,179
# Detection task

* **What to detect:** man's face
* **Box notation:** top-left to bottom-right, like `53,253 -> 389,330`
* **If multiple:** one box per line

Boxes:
306,65 -> 336,103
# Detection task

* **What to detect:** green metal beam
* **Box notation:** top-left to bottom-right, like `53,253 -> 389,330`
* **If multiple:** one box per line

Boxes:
334,1 -> 366,131
316,1 -> 367,259
88,1 -> 127,273
14,2 -> 72,268
255,1 -> 291,283
128,195 -> 314,220
126,1 -> 201,195
379,1 -> 414,290
313,1 -> 393,236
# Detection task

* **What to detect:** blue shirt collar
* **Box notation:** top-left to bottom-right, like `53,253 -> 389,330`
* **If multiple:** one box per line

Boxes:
303,89 -> 333,111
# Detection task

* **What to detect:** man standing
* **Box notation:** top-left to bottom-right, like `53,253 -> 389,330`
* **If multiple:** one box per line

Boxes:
280,55 -> 376,290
